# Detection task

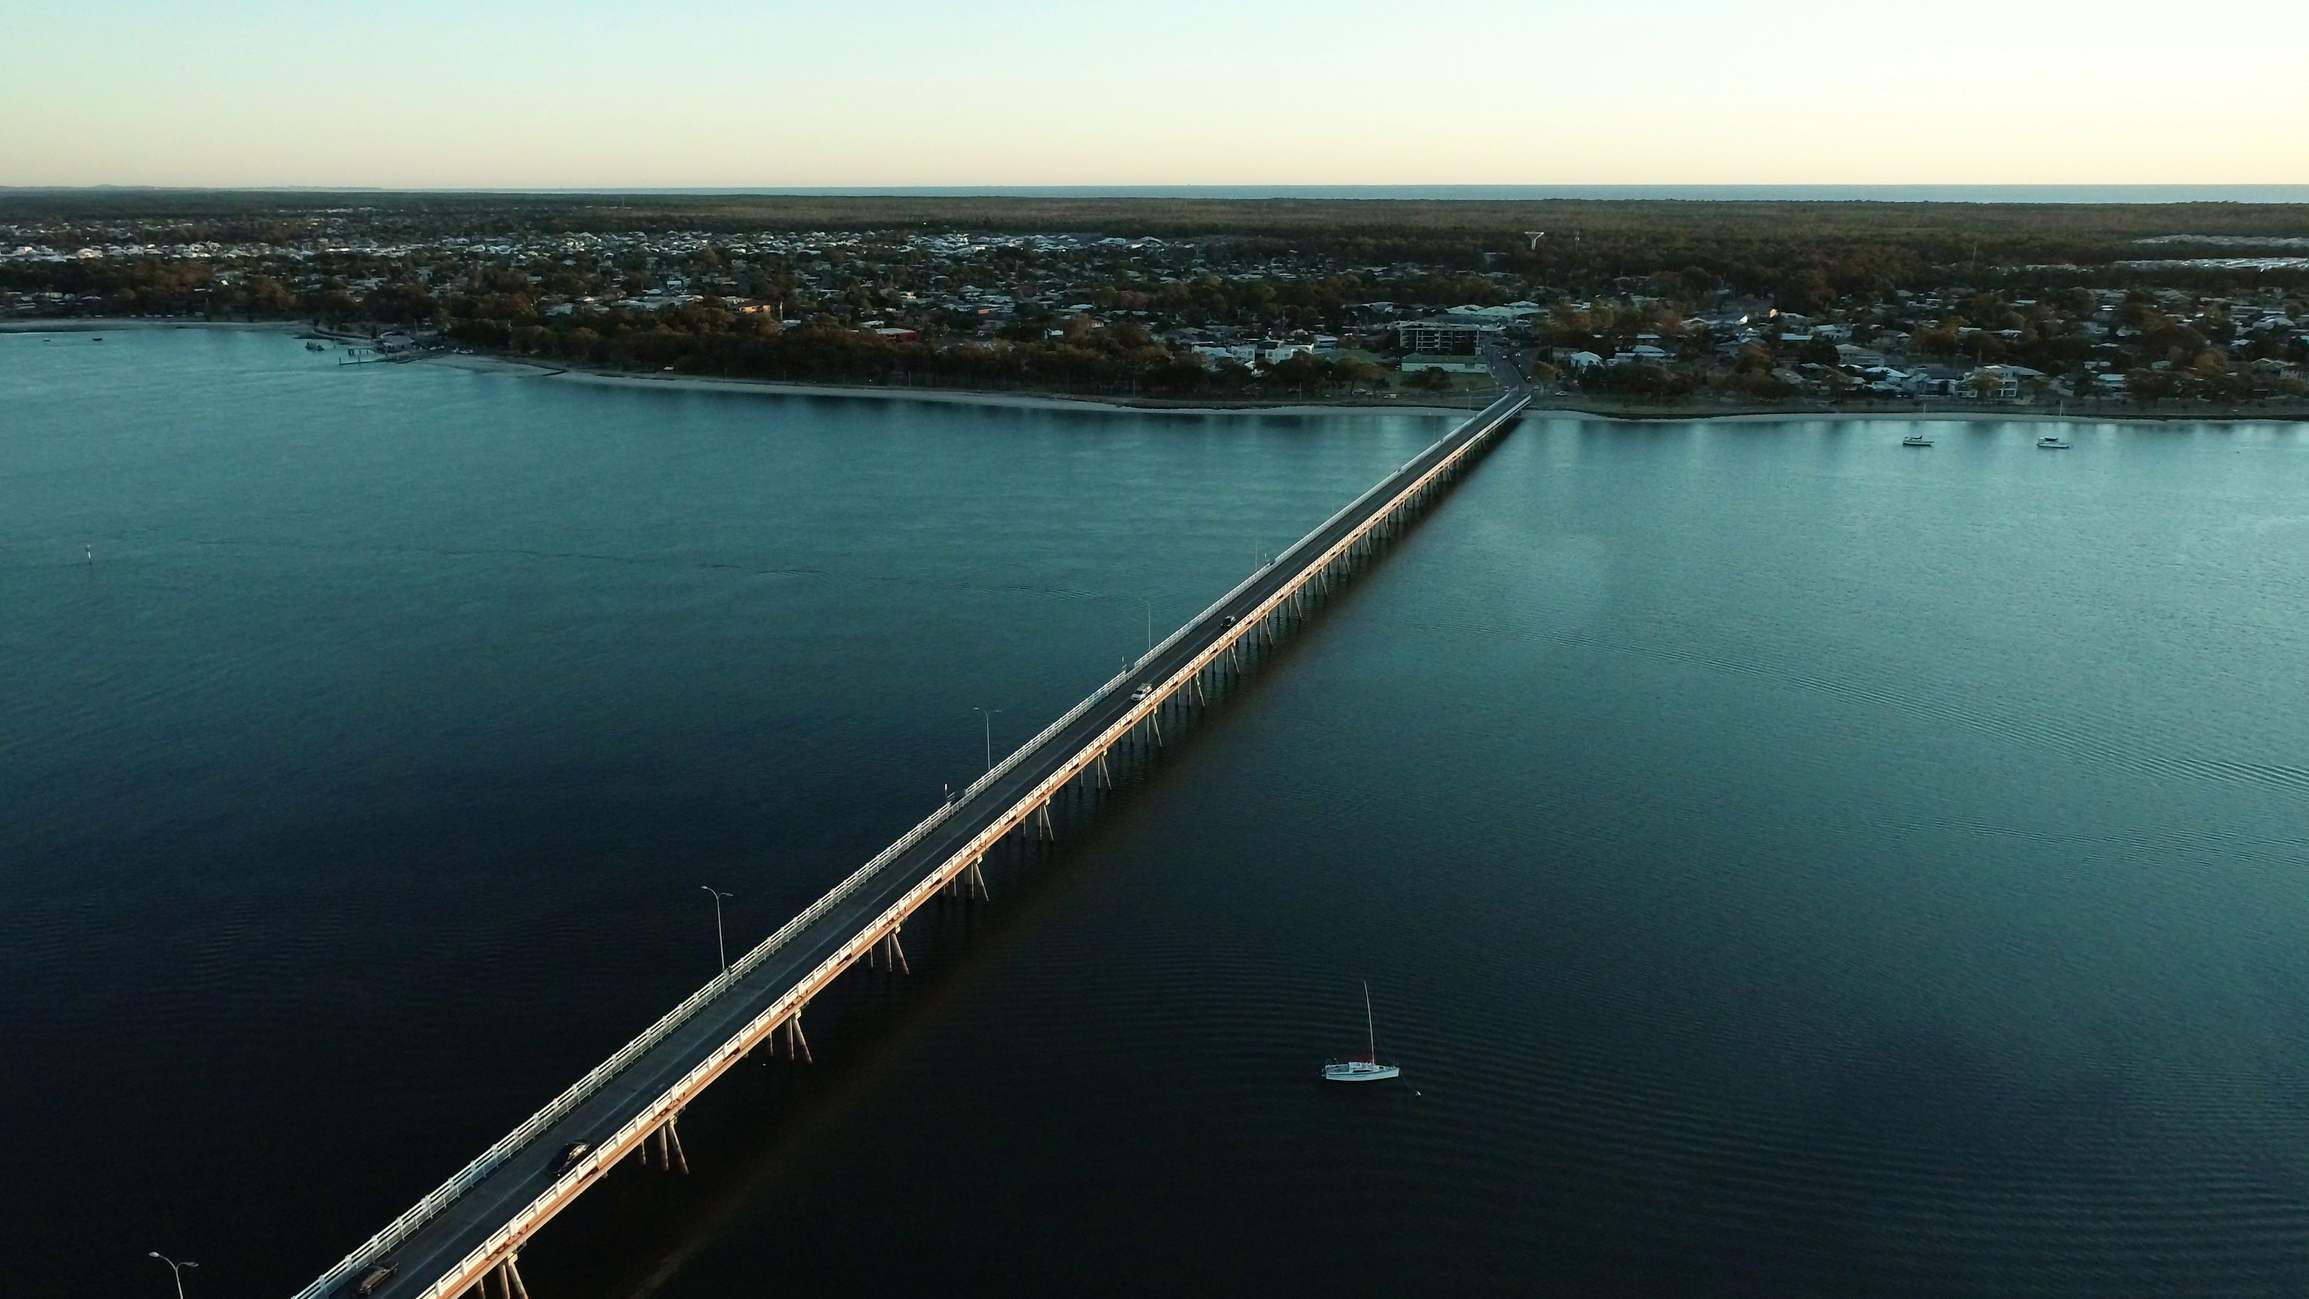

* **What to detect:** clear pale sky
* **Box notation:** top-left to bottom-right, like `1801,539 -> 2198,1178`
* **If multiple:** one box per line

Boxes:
3,0 -> 2303,188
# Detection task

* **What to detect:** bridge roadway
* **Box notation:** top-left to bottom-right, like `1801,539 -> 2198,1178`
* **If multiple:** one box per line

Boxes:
303,379 -> 1531,1299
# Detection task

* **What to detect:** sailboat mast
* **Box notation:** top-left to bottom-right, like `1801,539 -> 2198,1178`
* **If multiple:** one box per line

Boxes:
1363,979 -> 1376,1058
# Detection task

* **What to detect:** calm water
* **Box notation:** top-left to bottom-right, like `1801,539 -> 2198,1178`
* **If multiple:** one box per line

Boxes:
5,330 -> 2309,1298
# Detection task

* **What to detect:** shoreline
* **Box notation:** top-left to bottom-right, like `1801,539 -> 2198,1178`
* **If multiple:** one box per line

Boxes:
11,318 -> 2305,425
433,354 -> 2309,426
418,351 -> 1484,417
0,316 -> 312,336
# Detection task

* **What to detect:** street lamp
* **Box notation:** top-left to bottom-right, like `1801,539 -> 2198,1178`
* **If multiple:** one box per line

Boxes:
699,886 -> 732,974
972,706 -> 1001,774
148,1253 -> 197,1299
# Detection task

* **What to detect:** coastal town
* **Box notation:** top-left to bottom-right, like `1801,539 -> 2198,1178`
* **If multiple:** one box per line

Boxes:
5,195 -> 2306,412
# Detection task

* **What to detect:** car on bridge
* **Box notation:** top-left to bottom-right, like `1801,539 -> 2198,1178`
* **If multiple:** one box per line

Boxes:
353,1262 -> 396,1297
1131,683 -> 1153,701
554,1140 -> 592,1174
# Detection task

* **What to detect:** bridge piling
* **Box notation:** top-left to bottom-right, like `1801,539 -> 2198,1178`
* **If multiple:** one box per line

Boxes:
885,929 -> 910,974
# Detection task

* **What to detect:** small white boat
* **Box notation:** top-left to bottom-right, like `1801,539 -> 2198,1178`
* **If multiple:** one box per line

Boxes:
1901,434 -> 1933,447
1322,980 -> 1400,1083
2037,435 -> 2070,449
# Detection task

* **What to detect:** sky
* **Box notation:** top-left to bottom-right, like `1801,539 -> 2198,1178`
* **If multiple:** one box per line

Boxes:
3,0 -> 2305,188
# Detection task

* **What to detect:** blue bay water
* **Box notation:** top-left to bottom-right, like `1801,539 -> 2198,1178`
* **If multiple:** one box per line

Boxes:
4,329 -> 2308,1297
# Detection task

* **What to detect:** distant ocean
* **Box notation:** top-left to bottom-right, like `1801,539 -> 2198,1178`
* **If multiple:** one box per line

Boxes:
539,185 -> 2309,205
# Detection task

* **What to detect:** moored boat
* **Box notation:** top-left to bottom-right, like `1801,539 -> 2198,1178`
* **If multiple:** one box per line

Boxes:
1322,980 -> 1400,1083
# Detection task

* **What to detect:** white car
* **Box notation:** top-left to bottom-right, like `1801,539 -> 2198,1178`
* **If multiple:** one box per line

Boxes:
1131,683 -> 1153,702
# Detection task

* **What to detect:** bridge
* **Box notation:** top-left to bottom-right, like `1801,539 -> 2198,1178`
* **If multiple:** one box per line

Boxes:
296,366 -> 1532,1299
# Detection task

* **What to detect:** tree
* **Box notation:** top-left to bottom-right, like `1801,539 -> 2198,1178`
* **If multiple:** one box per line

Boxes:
1268,353 -> 1331,394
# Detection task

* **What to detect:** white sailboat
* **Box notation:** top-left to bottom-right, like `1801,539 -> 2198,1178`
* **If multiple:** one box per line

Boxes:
1322,980 -> 1401,1082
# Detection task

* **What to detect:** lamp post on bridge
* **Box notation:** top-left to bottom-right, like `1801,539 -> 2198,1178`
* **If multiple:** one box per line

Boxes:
699,886 -> 733,975
972,706 -> 1001,775
147,1253 -> 197,1299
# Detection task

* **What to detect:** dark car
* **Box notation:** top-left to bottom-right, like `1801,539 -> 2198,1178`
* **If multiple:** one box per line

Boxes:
554,1141 -> 592,1175
1221,614 -> 1237,627
354,1263 -> 397,1297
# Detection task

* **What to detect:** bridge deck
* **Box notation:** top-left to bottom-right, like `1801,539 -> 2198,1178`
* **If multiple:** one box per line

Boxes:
304,379 -> 1530,1299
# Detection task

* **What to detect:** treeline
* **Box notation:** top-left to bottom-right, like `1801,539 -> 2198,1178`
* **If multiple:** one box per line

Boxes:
445,308 -> 1398,398
10,189 -> 2308,310
0,258 -> 439,324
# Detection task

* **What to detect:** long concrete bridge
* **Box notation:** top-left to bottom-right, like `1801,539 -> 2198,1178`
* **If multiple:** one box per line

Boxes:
295,371 -> 1532,1299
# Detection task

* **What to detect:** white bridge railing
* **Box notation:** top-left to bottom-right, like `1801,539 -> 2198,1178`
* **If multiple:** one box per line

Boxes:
291,389 -> 1528,1299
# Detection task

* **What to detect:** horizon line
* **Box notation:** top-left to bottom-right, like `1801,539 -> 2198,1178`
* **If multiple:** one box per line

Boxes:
8,182 -> 2309,193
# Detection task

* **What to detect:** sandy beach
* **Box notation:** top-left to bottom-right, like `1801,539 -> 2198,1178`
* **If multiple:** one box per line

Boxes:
418,350 -> 1484,418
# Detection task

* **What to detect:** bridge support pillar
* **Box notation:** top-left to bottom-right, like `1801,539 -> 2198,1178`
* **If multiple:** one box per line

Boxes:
969,856 -> 989,900
886,929 -> 910,974
1037,801 -> 1054,839
1149,711 -> 1163,747
1097,750 -> 1112,788
503,1255 -> 532,1299
790,1013 -> 814,1063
